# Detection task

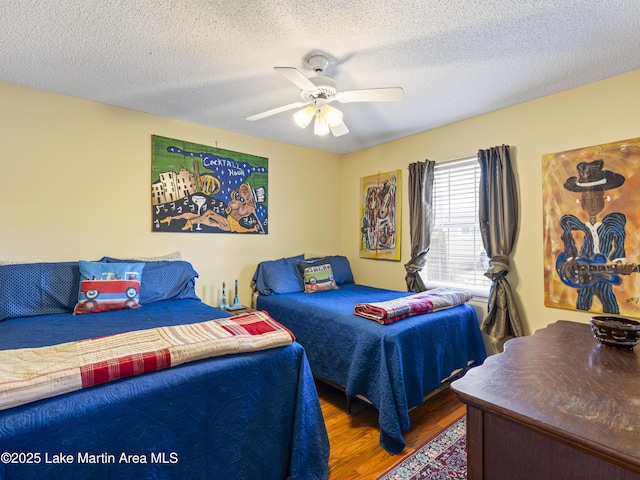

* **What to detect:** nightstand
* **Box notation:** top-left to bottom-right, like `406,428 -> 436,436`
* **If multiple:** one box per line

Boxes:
224,306 -> 256,316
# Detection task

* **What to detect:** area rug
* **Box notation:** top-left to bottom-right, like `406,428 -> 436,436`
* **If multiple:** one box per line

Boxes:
378,415 -> 466,479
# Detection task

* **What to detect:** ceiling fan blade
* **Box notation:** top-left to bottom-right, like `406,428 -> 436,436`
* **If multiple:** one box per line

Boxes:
246,101 -> 308,121
274,67 -> 318,92
336,87 -> 404,103
330,121 -> 349,137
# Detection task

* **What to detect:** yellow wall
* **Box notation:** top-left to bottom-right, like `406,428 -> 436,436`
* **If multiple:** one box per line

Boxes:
341,69 -> 640,335
2,69 -> 639,335
0,81 -> 341,306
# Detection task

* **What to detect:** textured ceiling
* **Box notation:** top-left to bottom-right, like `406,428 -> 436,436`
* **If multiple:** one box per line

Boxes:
2,0 -> 640,154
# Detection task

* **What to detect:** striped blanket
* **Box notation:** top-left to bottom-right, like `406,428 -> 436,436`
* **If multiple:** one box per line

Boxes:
353,287 -> 472,325
0,311 -> 293,411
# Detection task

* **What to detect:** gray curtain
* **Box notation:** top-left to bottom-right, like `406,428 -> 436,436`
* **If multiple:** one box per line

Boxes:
478,145 -> 523,348
404,160 -> 435,292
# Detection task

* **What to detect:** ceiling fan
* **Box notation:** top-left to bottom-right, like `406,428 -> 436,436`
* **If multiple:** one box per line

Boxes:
246,54 -> 404,137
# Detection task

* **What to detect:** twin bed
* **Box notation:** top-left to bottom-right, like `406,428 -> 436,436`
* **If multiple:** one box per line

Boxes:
0,259 -> 329,480
253,254 -> 488,454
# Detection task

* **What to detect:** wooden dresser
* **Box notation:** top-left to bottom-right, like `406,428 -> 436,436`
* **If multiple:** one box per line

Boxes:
451,320 -> 640,480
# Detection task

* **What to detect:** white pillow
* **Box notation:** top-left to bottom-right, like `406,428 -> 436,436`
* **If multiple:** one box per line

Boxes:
123,251 -> 182,262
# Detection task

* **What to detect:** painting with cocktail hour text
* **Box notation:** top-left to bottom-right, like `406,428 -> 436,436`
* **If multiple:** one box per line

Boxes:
360,170 -> 401,261
151,135 -> 268,234
542,137 -> 640,318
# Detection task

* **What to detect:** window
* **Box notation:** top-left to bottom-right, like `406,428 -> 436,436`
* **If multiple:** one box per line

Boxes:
421,157 -> 492,297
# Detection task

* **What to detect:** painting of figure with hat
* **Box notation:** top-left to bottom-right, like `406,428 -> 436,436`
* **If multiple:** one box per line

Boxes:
542,137 -> 640,318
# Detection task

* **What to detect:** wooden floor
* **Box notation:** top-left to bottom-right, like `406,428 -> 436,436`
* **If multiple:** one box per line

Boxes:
316,380 -> 466,480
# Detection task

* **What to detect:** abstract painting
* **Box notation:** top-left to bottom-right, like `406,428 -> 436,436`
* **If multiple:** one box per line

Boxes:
360,170 -> 401,261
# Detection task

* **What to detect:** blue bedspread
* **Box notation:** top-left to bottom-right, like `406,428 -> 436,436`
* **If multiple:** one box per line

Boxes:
257,284 -> 487,454
0,300 -> 329,480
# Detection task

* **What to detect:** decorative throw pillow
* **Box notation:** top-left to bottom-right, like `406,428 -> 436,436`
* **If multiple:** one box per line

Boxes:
298,258 -> 339,293
74,261 -> 145,314
100,258 -> 200,304
304,255 -> 355,284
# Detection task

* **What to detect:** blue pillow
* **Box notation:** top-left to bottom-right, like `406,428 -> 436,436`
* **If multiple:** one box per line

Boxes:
0,262 -> 81,321
327,255 -> 355,285
100,258 -> 200,304
74,261 -> 145,314
253,255 -> 304,295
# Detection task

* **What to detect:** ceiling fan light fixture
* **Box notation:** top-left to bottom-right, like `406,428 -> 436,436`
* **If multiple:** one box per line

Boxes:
248,55 -> 402,138
313,114 -> 330,136
293,105 -> 315,128
322,105 -> 343,127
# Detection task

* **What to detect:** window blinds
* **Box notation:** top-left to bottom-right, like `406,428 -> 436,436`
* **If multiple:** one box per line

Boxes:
423,157 -> 491,295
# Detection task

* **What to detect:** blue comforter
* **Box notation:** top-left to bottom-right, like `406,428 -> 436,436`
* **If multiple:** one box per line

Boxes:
257,284 -> 487,454
0,299 -> 329,480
